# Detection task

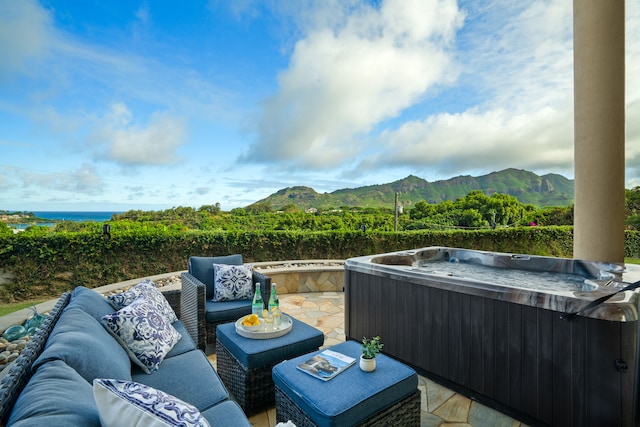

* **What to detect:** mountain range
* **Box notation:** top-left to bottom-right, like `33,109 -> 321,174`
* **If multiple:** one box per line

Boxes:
252,168 -> 574,210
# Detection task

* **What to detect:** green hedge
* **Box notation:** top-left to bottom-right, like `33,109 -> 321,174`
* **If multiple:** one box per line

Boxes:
1,227 -> 638,303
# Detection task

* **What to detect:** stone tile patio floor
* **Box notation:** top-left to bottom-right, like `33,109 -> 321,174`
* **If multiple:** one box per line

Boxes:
207,292 -> 528,427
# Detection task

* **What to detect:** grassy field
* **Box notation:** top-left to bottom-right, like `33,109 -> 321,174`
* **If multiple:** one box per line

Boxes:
0,300 -> 45,317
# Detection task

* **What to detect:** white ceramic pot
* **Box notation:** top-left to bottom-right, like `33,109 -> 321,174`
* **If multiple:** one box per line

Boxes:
359,355 -> 376,372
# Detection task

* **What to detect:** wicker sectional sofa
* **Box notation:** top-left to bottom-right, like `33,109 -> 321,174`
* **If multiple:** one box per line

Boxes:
0,286 -> 251,426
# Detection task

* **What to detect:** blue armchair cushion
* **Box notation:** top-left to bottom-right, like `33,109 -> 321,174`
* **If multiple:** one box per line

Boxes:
7,360 -> 101,427
33,307 -> 132,383
93,379 -> 210,427
101,296 -> 181,374
212,264 -> 254,302
188,255 -> 243,299
205,299 -> 252,324
107,280 -> 178,323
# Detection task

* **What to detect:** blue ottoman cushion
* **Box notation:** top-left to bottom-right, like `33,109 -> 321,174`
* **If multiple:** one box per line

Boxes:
272,340 -> 418,427
216,317 -> 324,369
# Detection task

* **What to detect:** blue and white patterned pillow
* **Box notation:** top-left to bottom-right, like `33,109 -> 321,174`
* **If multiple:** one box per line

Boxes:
93,378 -> 210,427
212,264 -> 254,302
107,280 -> 178,324
101,297 -> 181,374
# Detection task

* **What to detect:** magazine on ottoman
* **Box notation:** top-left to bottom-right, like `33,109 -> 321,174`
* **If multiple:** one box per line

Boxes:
297,349 -> 356,381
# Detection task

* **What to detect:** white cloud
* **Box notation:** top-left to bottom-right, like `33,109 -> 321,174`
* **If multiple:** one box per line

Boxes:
0,0 -> 54,80
229,0 -> 638,190
135,3 -> 151,23
364,106 -> 574,176
352,0 -> 575,178
15,164 -> 105,195
243,0 -> 465,169
625,0 -> 640,189
459,1 -> 573,113
0,171 -> 11,190
91,103 -> 186,166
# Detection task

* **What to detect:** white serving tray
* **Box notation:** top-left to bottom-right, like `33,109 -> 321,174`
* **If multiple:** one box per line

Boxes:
235,314 -> 293,339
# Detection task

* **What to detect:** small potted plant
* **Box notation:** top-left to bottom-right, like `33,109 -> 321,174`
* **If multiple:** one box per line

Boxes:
360,336 -> 383,372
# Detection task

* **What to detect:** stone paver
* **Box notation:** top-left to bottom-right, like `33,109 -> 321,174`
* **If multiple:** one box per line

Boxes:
434,394 -> 472,423
426,378 -> 456,412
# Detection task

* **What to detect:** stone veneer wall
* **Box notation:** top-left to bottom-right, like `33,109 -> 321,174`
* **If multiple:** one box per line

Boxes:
252,260 -> 344,294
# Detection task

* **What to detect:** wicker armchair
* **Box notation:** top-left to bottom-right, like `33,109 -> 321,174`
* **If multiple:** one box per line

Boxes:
181,254 -> 271,351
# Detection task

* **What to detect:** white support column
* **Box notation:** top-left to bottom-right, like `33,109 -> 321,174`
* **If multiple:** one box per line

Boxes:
573,0 -> 625,263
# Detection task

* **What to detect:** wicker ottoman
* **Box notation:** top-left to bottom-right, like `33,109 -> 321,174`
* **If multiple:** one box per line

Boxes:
272,340 -> 420,427
215,317 -> 325,415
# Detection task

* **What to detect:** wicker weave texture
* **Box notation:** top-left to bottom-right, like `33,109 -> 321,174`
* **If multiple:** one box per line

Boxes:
216,335 -> 321,417
0,292 -> 72,425
275,386 -> 421,427
181,272 -> 207,350
206,318 -> 235,346
216,340 -> 276,415
161,289 -> 181,319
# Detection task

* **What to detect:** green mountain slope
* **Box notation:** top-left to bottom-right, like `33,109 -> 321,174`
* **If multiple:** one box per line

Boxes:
251,168 -> 574,210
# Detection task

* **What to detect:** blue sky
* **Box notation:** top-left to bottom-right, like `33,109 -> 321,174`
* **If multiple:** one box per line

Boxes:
1,0 -> 639,212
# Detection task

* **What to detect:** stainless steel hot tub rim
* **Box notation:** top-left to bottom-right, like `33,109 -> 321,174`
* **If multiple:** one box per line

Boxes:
346,246 -> 640,322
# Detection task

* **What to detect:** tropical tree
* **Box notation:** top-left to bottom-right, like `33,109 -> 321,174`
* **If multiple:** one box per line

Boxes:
626,187 -> 640,229
0,222 -> 12,236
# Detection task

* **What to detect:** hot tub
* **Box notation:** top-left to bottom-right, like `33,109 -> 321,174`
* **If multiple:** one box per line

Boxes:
344,247 -> 640,427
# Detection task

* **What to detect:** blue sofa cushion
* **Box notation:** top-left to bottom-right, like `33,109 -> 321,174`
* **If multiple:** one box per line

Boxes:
7,359 -> 101,426
166,320 -> 197,358
188,255 -> 243,299
65,286 -> 118,321
132,349 -> 229,411
272,340 -> 418,427
33,307 -> 132,383
205,299 -> 252,323
216,317 -> 324,369
200,401 -> 251,427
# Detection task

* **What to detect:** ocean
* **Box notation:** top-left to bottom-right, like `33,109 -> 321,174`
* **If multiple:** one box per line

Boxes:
8,212 -> 120,230
33,211 -> 120,222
